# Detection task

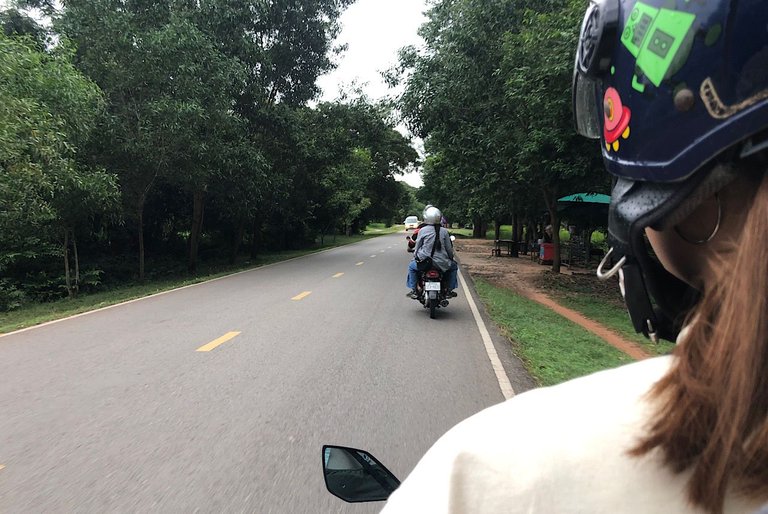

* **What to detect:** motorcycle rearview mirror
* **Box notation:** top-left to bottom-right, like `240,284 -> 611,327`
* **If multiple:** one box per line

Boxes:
450,235 -> 456,242
322,445 -> 400,503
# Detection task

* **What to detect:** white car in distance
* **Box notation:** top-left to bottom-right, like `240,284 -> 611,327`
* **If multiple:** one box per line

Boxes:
403,216 -> 419,231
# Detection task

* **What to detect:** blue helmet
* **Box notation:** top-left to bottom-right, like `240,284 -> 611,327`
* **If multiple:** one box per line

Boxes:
573,0 -> 768,341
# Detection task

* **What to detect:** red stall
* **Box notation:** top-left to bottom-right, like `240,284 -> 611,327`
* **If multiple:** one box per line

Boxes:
538,243 -> 554,264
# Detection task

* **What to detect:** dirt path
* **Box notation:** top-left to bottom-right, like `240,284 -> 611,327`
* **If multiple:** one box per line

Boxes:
454,238 -> 651,360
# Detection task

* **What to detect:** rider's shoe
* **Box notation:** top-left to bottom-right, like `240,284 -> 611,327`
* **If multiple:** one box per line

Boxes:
448,290 -> 458,298
406,289 -> 419,299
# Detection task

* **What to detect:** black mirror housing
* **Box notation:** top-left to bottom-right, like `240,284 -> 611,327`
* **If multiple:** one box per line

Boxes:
322,445 -> 400,503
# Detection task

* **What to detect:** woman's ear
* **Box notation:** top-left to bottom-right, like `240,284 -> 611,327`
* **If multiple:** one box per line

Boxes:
646,173 -> 760,288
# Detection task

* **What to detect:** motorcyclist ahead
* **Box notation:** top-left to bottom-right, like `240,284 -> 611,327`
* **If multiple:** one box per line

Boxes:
406,206 -> 458,299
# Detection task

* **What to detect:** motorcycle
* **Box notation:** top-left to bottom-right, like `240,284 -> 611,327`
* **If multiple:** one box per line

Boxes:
414,266 -> 450,319
408,234 -> 457,319
321,445 -> 400,503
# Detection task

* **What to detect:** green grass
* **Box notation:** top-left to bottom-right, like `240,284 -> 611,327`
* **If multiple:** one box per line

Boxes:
451,226 -> 515,239
363,223 -> 404,235
450,227 -> 474,237
448,225 -> 606,244
475,279 -> 633,386
532,272 -> 675,356
0,231 -> 385,335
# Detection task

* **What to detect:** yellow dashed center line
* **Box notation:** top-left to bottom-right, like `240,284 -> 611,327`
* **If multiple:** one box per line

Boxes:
333,273 -> 344,278
356,262 -> 364,266
196,331 -> 241,352
292,291 -> 312,301
0,465 -> 5,471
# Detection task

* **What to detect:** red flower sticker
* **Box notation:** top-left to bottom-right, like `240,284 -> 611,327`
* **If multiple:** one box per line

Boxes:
603,87 -> 631,152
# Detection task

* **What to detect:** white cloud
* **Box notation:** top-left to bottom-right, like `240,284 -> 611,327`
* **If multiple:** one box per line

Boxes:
317,0 -> 429,188
318,0 -> 427,102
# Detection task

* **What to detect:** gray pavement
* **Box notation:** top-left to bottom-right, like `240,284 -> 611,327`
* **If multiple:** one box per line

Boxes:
0,233 -> 534,513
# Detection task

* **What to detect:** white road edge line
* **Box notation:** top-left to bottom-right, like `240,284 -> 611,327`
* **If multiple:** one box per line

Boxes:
0,237 -> 380,339
459,270 -> 515,400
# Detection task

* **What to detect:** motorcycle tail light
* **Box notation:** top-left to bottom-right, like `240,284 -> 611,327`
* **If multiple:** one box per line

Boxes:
426,270 -> 440,279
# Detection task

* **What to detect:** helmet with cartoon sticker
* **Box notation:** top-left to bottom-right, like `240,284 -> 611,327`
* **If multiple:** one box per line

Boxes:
573,0 -> 768,341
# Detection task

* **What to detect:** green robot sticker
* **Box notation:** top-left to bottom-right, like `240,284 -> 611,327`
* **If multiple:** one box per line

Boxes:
621,2 -> 696,92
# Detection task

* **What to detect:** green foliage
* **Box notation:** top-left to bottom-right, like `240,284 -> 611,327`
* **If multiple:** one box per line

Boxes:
0,32 -> 118,299
501,0 -> 605,198
0,232 -> 385,333
0,279 -> 26,312
397,0 -> 609,253
1,6 -> 47,47
1,1 -> 425,310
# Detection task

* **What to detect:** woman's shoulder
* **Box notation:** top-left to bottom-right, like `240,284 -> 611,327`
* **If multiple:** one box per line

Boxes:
384,357 -> 714,513
445,356 -> 674,452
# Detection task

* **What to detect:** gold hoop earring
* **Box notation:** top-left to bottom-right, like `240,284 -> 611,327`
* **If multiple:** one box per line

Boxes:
674,194 -> 722,245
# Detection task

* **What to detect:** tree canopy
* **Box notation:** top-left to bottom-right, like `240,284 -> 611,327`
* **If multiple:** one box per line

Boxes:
0,1 -> 418,310
1,0 -> 611,310
395,0 -> 606,270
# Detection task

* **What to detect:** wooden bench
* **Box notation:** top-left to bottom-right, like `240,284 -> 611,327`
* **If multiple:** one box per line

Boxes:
492,239 -> 518,257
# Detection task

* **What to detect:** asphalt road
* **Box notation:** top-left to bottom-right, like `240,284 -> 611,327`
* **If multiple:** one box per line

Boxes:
0,233 -> 534,513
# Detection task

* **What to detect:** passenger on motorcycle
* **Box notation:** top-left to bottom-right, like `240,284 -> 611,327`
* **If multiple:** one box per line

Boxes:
384,0 -> 768,512
406,205 -> 434,252
406,206 -> 458,300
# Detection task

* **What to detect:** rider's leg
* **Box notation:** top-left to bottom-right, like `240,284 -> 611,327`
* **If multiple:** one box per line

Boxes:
448,261 -> 458,289
406,260 -> 420,298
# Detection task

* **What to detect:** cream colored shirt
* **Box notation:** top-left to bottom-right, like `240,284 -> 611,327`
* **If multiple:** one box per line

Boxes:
382,357 -> 761,513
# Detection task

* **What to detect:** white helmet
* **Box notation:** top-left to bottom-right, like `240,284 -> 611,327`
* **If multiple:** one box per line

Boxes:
424,206 -> 442,225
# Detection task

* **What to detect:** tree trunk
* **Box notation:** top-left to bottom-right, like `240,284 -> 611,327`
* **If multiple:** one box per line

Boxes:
135,171 -> 157,282
513,213 -> 520,242
188,189 -> 205,273
279,221 -> 287,250
250,216 -> 262,258
63,229 -> 73,298
543,188 -> 561,273
472,215 -> 484,238
137,198 -> 146,282
229,218 -> 246,265
72,229 -> 80,297
494,220 -> 501,240
585,229 -> 594,268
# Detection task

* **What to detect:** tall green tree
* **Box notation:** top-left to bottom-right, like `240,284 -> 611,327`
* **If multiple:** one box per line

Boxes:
396,0 -> 528,236
502,0 -> 605,271
297,100 -> 418,238
57,1 -> 246,276
194,0 -> 355,113
0,33 -> 119,302
192,0 -> 358,249
398,0 -> 607,269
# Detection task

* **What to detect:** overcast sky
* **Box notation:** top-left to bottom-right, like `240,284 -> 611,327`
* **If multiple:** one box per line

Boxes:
317,0 -> 429,187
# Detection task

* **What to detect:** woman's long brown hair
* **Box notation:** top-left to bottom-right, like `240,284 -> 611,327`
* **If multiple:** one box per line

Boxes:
631,173 -> 768,513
